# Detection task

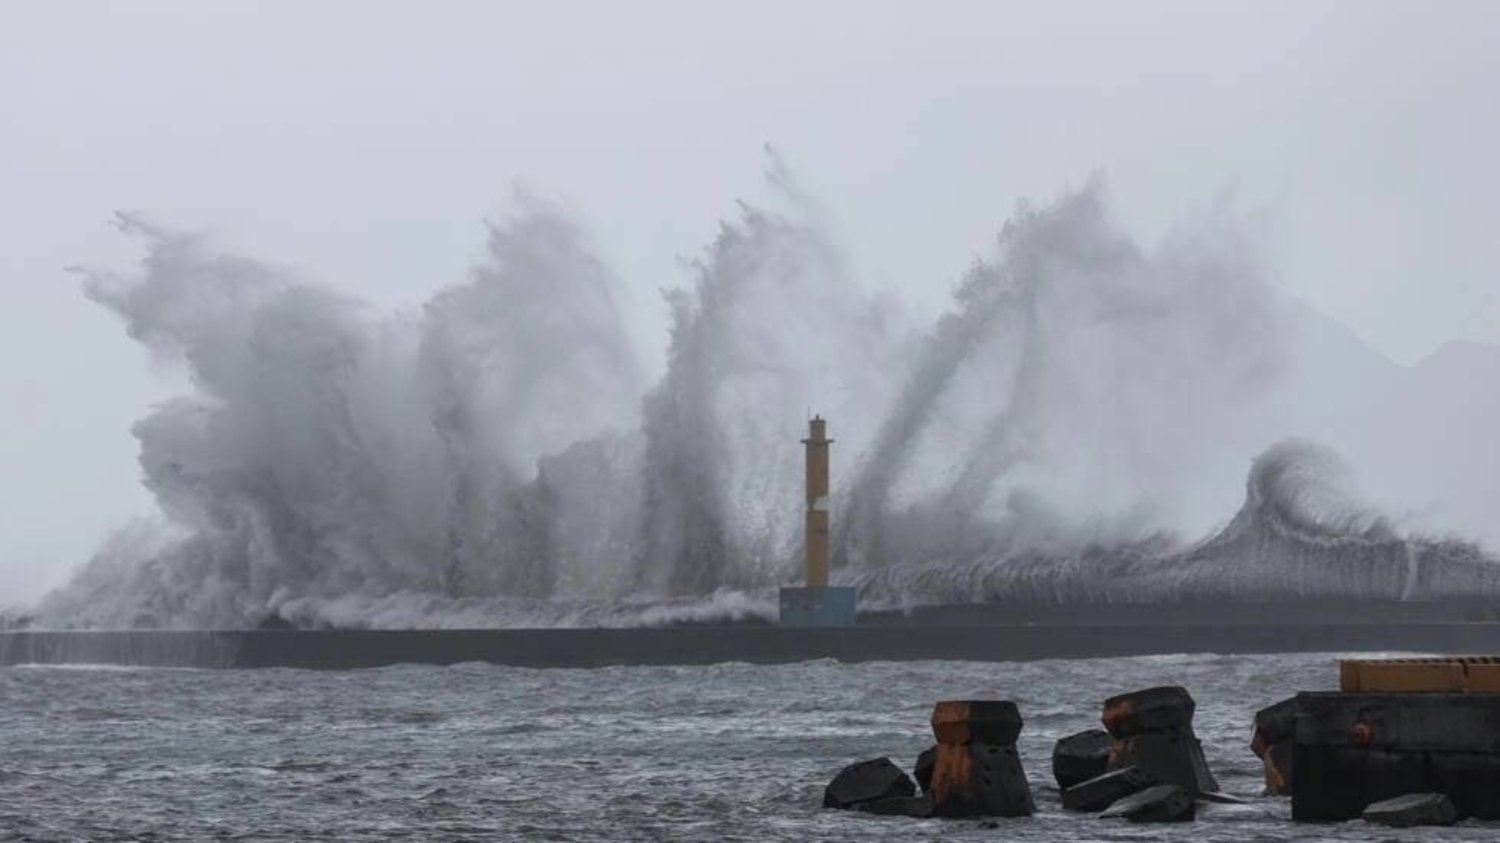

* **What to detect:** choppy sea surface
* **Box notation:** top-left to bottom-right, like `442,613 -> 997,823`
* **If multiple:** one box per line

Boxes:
1,652 -> 1493,841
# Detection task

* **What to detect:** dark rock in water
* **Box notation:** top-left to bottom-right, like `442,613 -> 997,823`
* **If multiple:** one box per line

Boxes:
823,757 -> 916,810
1362,793 -> 1458,828
931,700 -> 1023,745
1100,784 -> 1196,823
913,745 -> 937,793
1198,790 -> 1251,805
1053,729 -> 1112,789
1102,686 -> 1195,738
1109,731 -> 1219,795
1251,697 -> 1297,796
927,700 -> 1033,818
1062,765 -> 1157,812
855,794 -> 934,818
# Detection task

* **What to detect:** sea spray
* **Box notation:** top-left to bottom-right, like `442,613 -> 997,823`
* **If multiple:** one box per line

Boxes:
30,176 -> 1500,629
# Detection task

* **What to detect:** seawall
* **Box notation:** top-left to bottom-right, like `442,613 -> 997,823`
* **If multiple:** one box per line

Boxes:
8,622 -> 1500,669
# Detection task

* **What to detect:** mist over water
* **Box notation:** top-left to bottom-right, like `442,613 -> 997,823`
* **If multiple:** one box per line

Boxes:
28,174 -> 1500,630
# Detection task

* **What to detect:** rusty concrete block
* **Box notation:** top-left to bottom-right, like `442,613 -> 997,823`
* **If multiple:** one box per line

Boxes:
1251,696 -> 1298,796
1101,686 -> 1195,738
928,741 -> 1034,818
930,700 -> 1023,746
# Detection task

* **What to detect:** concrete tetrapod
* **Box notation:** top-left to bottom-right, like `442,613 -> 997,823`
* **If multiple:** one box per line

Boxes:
1052,729 -> 1112,789
1099,784 -> 1196,823
927,700 -> 1035,818
1103,685 -> 1219,795
1250,697 -> 1296,796
1061,765 -> 1158,812
823,757 -> 915,810
1361,793 -> 1458,828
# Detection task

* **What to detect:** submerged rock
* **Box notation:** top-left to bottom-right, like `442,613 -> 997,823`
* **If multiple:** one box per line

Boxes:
823,757 -> 915,810
1052,729 -> 1111,789
1100,784 -> 1196,823
1362,793 -> 1458,828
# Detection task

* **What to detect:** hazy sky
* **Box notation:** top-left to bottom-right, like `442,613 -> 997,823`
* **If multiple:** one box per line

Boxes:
2,0 -> 1497,605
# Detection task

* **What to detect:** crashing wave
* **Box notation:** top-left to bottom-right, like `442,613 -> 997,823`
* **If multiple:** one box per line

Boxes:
27,171 -> 1500,630
850,440 -> 1500,610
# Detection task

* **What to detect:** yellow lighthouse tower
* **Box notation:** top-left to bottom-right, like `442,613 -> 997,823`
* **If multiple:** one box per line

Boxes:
779,415 -> 857,626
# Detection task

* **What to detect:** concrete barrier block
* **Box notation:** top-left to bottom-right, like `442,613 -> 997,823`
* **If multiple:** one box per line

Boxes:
929,742 -> 1035,818
1062,765 -> 1157,812
1102,686 -> 1195,738
1361,793 -> 1458,828
1053,729 -> 1111,789
1426,751 -> 1500,820
1099,784 -> 1196,823
1294,692 -> 1500,753
1108,731 -> 1219,794
931,700 -> 1023,746
1251,697 -> 1297,796
823,757 -> 916,810
1291,745 -> 1427,822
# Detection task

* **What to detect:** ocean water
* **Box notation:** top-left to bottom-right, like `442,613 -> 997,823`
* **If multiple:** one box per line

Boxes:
0,652 -> 1489,841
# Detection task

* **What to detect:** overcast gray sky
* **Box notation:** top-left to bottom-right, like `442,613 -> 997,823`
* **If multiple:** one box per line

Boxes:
2,0 -> 1497,605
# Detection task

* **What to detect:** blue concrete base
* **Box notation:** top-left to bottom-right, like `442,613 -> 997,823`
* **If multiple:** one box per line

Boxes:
779,586 -> 858,627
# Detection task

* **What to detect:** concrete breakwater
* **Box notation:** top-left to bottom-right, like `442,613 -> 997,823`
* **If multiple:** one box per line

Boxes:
11,622 -> 1500,669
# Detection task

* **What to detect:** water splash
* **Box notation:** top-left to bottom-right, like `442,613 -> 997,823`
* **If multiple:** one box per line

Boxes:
29,175 -> 1500,629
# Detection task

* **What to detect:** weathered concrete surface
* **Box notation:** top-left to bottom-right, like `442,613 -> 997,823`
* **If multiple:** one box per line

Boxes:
11,623 -> 1500,669
1053,729 -> 1112,789
1103,685 -> 1219,795
1110,731 -> 1219,795
1251,697 -> 1297,795
1102,686 -> 1194,738
931,700 -> 1022,745
823,757 -> 915,810
1099,784 -> 1195,823
1293,692 -> 1500,821
1062,766 -> 1157,812
928,700 -> 1034,818
1361,793 -> 1458,828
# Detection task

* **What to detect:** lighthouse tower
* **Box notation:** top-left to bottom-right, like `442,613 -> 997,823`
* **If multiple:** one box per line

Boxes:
779,415 -> 857,626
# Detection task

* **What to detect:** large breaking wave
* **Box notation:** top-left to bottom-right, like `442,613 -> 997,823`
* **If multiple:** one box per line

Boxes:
28,174 -> 1500,629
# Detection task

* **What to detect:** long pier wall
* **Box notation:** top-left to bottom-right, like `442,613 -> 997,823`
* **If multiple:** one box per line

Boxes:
9,623 -> 1500,670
